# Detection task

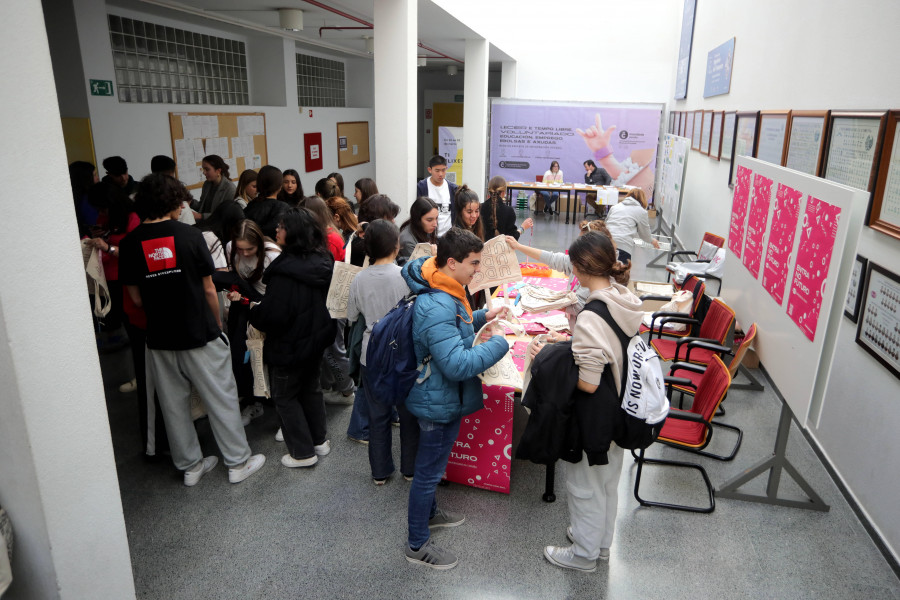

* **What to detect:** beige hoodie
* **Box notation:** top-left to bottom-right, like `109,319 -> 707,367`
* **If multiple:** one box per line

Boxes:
572,283 -> 645,391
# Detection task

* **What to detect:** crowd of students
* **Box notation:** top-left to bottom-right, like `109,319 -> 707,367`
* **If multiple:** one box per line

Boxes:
73,151 -> 644,573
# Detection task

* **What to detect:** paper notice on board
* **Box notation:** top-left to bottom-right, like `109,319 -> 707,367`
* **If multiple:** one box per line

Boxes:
786,195 -> 841,342
225,158 -> 238,178
742,173 -> 774,279
728,164 -> 752,257
467,235 -> 523,293
200,115 -> 218,138
352,144 -> 358,155
250,155 -> 262,169
174,138 -> 194,168
192,139 -> 205,163
182,115 -> 202,140
181,165 -> 202,187
206,137 -> 229,158
762,183 -> 802,306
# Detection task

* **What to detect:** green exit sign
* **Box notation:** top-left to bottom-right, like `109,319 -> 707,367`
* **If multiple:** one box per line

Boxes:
90,79 -> 114,96
454,94 -> 464,102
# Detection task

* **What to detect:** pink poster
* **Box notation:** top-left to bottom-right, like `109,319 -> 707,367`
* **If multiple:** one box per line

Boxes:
786,195 -> 842,341
444,385 -> 514,494
741,173 -> 774,278
728,165 -> 753,257
762,184 -> 802,305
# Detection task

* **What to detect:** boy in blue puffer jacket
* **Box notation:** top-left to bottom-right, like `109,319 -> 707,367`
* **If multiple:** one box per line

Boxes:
400,227 -> 510,570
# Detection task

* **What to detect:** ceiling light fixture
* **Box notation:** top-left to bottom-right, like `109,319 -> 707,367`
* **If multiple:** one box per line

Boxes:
447,65 -> 457,76
278,8 -> 304,31
417,57 -> 427,67
364,36 -> 374,53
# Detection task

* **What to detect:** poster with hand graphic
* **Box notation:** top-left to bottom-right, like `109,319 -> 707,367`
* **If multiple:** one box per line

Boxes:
728,165 -> 753,257
762,184 -> 803,305
444,385 -> 514,494
786,195 -> 842,341
742,173 -> 774,278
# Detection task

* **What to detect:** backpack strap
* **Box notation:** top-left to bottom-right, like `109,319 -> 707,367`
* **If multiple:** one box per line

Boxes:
581,300 -> 630,399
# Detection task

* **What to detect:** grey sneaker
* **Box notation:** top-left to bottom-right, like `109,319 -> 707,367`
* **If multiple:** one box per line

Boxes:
566,527 -> 610,560
405,539 -> 458,570
184,456 -> 218,487
543,545 -> 597,572
429,508 -> 465,529
228,454 -> 266,483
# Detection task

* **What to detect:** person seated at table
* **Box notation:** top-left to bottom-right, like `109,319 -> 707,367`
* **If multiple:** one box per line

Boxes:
505,220 -> 625,329
583,159 -> 612,217
482,176 -> 533,240
540,161 -> 564,214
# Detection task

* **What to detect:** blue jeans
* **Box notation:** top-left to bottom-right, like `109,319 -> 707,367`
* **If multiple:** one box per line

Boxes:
365,378 -> 419,479
347,366 -> 370,440
540,191 -> 559,211
407,416 -> 462,549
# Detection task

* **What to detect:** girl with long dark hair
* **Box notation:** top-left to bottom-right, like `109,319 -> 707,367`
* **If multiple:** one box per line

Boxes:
397,196 -> 438,265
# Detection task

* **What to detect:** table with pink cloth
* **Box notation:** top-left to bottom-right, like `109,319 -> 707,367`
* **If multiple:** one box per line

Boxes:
442,272 -> 570,494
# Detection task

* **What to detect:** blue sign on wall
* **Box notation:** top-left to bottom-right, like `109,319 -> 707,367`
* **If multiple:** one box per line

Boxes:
674,0 -> 697,100
703,37 -> 735,98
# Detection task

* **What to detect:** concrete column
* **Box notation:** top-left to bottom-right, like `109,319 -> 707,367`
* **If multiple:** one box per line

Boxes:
501,60 -> 517,98
374,0 -> 417,217
463,38 -> 489,194
0,0 -> 136,598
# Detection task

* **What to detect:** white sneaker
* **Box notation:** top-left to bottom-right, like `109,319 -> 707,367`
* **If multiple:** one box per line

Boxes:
118,378 -> 137,393
566,526 -> 610,560
183,456 -> 218,487
275,428 -> 284,442
543,545 -> 597,572
228,454 -> 266,483
314,440 -> 331,456
281,454 -> 318,468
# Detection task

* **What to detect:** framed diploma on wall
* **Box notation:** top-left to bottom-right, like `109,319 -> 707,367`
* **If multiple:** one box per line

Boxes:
691,109 -> 703,151
709,110 -> 724,160
684,110 -> 694,141
700,110 -> 714,156
756,110 -> 791,166
676,111 -> 683,137
721,111 -> 737,162
785,110 -> 829,176
668,112 -> 675,134
844,254 -> 868,323
823,111 -> 886,194
855,261 -> 900,380
870,110 -> 900,241
729,111 -> 759,187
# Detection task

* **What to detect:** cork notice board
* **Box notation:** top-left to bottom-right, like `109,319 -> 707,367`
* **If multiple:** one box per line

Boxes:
336,121 -> 370,168
168,112 -> 268,190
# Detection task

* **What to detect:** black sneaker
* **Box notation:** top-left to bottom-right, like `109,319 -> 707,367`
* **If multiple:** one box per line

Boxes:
405,539 -> 458,570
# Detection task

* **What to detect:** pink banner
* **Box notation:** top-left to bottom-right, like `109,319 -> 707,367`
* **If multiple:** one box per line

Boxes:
742,173 -> 774,278
728,165 -> 753,257
444,385 -> 514,494
762,184 -> 802,305
786,195 -> 842,341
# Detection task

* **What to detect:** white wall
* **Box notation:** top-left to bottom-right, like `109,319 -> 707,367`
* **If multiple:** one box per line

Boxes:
68,0 -> 374,197
667,0 -> 900,563
436,0 -> 679,104
0,0 -> 136,597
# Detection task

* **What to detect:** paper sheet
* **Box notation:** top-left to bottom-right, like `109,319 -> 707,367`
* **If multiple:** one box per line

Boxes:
205,137 -> 229,158
408,243 -> 434,263
192,139 -> 205,162
472,320 -> 524,390
200,115 -> 219,138
326,261 -> 364,319
467,235 -> 523,293
174,138 -> 194,168
182,115 -> 202,140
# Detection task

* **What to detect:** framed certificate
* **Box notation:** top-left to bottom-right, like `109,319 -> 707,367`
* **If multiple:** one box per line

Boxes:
823,111 -> 886,193
709,110 -> 724,160
756,110 -> 791,166
685,110 -> 695,141
729,111 -> 759,187
844,254 -> 868,323
785,110 -> 829,176
869,110 -> 900,241
721,111 -> 737,162
855,262 -> 900,380
700,110 -> 713,156
676,111 -> 683,137
691,109 -> 703,151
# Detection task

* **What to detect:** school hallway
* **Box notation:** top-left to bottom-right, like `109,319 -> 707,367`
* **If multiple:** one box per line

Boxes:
102,213 -> 900,600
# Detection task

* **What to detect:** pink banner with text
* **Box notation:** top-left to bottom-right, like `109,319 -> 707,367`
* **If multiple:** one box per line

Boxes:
786,195 -> 842,341
762,184 -> 802,305
728,165 -> 752,257
742,173 -> 774,278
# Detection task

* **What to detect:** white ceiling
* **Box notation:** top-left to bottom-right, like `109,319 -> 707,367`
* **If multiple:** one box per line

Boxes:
122,0 -> 512,68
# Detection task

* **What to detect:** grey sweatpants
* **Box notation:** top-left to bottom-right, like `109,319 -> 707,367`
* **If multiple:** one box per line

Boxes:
146,334 -> 251,470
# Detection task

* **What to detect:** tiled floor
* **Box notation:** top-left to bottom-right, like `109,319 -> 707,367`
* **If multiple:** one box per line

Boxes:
103,210 -> 899,599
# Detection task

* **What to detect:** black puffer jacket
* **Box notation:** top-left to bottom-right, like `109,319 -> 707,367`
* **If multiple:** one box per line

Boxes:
244,197 -> 289,240
248,250 -> 335,366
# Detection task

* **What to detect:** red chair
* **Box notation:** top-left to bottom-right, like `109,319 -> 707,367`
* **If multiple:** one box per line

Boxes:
633,355 -> 740,513
638,275 -> 706,339
649,298 -> 735,364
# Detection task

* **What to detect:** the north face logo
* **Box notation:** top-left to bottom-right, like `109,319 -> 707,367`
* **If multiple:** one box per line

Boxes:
142,236 -> 177,272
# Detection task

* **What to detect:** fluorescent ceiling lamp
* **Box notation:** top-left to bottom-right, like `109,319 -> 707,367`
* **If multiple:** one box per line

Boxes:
279,8 -> 303,31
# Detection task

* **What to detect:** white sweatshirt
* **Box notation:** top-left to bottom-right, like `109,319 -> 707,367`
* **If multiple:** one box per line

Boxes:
605,198 -> 653,255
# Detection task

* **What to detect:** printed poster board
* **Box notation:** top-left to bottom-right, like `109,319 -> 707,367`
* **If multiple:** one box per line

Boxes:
658,134 -> 690,228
